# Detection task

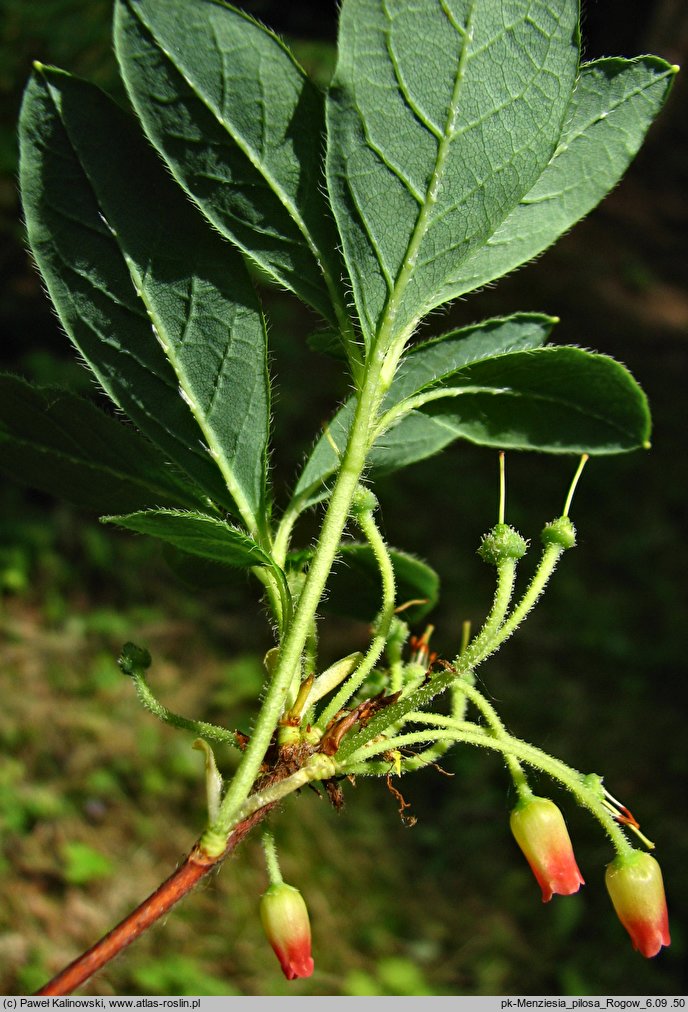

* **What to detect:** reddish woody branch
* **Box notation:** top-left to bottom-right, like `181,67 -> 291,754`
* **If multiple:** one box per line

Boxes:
35,806 -> 272,996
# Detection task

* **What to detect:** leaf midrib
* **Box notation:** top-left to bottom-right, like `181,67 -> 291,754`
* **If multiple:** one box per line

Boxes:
374,0 -> 476,352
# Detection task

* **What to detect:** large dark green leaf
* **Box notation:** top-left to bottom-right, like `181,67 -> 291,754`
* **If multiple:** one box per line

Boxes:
372,347 -> 651,471
115,0 -> 346,326
19,66 -> 270,535
327,0 -> 580,344
453,57 -> 678,294
294,314 -> 556,504
0,375 -> 204,513
295,345 -> 650,503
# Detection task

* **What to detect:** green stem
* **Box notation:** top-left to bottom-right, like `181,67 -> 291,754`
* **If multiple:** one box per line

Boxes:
201,352 -> 387,854
471,543 -> 564,666
130,672 -> 238,747
315,506 -> 397,729
424,677 -> 529,796
261,829 -> 283,885
460,559 -> 517,669
342,723 -> 631,855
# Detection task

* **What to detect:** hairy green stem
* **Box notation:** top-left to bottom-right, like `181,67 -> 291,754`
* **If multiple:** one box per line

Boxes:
472,543 -> 565,665
460,558 -> 517,669
201,353 -> 387,855
316,506 -> 397,729
130,672 -> 237,747
261,829 -> 283,885
342,723 -> 631,855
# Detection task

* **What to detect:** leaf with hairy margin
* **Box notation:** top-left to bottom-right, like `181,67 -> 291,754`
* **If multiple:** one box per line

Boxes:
451,56 -> 678,295
326,0 -> 580,345
19,66 -> 270,535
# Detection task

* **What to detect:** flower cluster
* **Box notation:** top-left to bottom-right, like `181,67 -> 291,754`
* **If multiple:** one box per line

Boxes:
510,796 -> 670,958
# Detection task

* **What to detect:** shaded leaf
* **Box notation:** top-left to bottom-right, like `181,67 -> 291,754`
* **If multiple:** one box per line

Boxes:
372,347 -> 651,471
115,0 -> 345,325
294,314 -> 557,504
103,508 -> 279,572
19,66 -> 270,533
327,0 -> 580,343
0,374 -> 205,513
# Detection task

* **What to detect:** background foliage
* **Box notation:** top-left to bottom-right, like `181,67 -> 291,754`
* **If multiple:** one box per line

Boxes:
1,0 -> 687,996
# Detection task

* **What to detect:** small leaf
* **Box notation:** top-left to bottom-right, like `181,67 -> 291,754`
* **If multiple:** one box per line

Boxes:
103,509 -> 275,569
115,0 -> 346,325
320,543 -> 440,623
19,66 -> 270,534
0,375 -> 206,513
327,0 -> 580,343
452,56 -> 678,294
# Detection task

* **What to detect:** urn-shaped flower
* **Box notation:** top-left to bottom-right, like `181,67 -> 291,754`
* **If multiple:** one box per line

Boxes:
510,796 -> 585,902
605,851 -> 670,958
260,882 -> 315,980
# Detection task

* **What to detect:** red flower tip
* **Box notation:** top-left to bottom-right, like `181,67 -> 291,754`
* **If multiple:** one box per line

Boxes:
605,851 -> 670,958
260,882 -> 314,980
510,796 -> 585,902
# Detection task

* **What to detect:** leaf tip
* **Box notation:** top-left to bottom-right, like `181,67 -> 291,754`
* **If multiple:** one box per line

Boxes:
643,439 -> 652,450
670,64 -> 681,75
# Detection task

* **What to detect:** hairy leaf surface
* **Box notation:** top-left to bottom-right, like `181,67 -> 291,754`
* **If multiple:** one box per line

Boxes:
19,66 -> 269,534
0,375 -> 204,513
104,509 -> 281,575
296,344 -> 650,502
295,314 -> 557,503
453,56 -> 678,293
327,0 -> 580,344
115,0 -> 345,325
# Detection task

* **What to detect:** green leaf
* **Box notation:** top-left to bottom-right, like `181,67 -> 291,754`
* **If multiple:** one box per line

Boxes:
0,375 -> 206,513
305,543 -> 439,623
372,347 -> 651,470
294,313 -> 556,504
103,508 -> 280,573
19,66 -> 270,534
388,313 -> 556,405
452,56 -> 678,294
326,0 -> 580,344
114,0 -> 345,325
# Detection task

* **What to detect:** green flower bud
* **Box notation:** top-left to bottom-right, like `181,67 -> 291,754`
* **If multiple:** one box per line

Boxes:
541,516 -> 576,550
118,642 -> 151,676
478,523 -> 528,566
350,484 -> 378,518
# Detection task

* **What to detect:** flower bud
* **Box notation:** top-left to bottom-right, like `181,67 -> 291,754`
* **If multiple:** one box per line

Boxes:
478,523 -> 528,566
260,882 -> 314,980
541,516 -> 576,550
605,851 -> 670,958
510,796 -> 585,902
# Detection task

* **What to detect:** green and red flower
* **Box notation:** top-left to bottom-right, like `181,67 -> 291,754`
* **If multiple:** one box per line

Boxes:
260,881 -> 315,980
510,796 -> 585,902
605,851 -> 670,958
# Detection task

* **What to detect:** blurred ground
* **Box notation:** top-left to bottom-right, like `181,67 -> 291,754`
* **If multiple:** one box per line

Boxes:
1,0 -> 687,997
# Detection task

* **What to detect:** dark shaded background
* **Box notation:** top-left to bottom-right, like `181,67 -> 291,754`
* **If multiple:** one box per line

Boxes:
1,0 -> 687,997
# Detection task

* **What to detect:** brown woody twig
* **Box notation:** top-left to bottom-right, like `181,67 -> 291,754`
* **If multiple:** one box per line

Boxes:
34,806 -> 272,996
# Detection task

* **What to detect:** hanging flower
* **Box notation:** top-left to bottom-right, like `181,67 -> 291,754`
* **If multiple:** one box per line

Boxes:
605,851 -> 670,958
260,882 -> 314,980
510,796 -> 585,902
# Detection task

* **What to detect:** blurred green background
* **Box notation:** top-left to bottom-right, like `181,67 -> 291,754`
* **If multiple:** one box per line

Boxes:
1,0 -> 687,997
